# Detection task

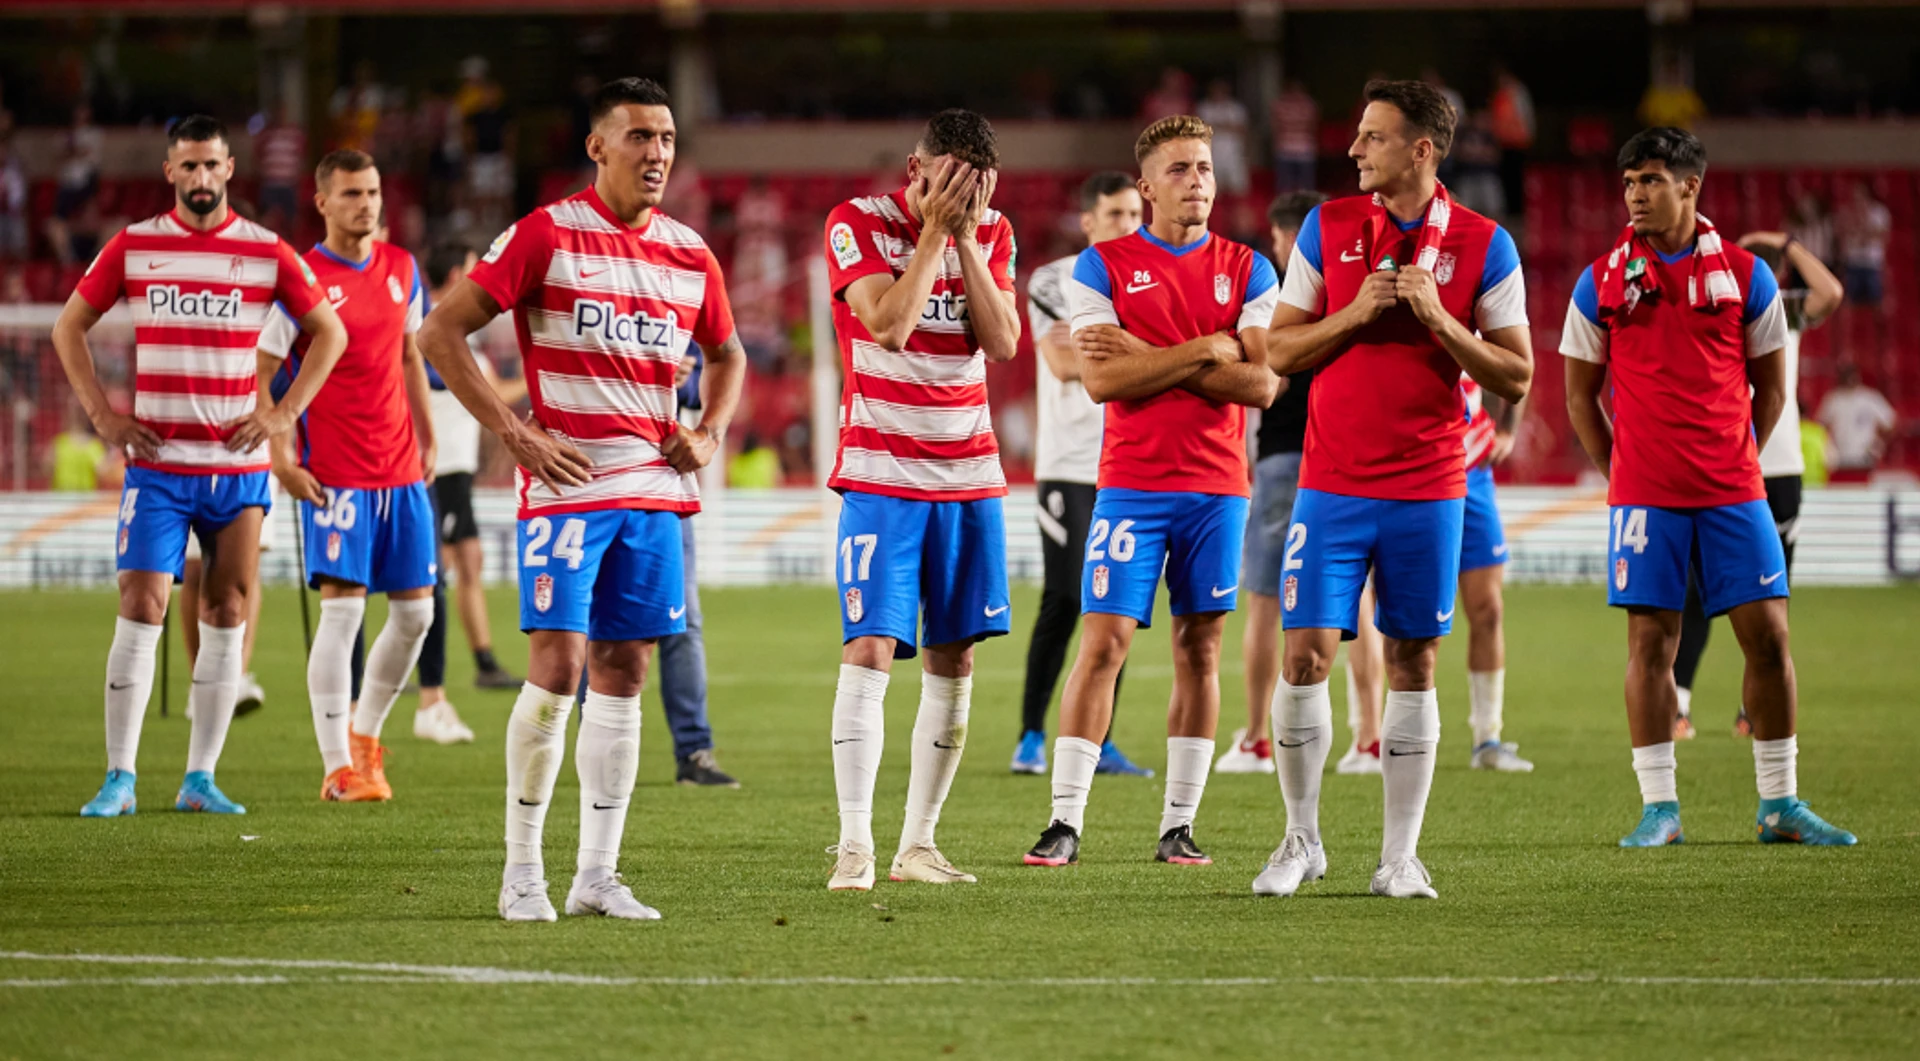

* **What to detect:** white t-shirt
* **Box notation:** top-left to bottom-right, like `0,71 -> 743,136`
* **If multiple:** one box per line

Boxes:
430,348 -> 490,476
1758,329 -> 1804,477
1819,384 -> 1897,469
1028,255 -> 1103,484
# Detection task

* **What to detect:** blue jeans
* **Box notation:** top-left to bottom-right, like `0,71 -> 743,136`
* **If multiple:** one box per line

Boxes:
658,517 -> 712,759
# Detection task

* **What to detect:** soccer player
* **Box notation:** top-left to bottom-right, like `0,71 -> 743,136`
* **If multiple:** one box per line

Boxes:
821,110 -> 1022,892
1670,230 -> 1842,739
1013,170 -> 1152,781
1454,375 -> 1533,771
420,77 -> 748,921
257,149 -> 439,802
1560,127 -> 1855,848
53,115 -> 346,817
1258,80 -> 1533,899
1024,114 -> 1280,869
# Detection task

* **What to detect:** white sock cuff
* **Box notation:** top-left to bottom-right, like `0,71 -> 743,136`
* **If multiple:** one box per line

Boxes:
319,595 -> 367,622
1167,736 -> 1215,758
1382,689 -> 1440,744
838,663 -> 891,699
385,596 -> 435,632
196,622 -> 244,658
581,690 -> 641,730
113,616 -> 164,650
1753,735 -> 1797,755
1054,735 -> 1100,765
1632,741 -> 1678,770
920,672 -> 971,709
1275,678 -> 1333,729
512,683 -> 575,735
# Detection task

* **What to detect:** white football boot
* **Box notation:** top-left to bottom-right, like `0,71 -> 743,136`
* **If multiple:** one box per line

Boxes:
1214,728 -> 1276,775
827,844 -> 876,892
415,700 -> 477,744
1335,743 -> 1382,775
889,844 -> 978,884
1252,830 -> 1327,897
499,878 -> 558,922
1470,741 -> 1534,773
1370,857 -> 1438,899
565,871 -> 662,920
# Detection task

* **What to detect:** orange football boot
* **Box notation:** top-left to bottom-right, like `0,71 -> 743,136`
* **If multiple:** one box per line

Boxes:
321,765 -> 387,802
350,733 -> 394,800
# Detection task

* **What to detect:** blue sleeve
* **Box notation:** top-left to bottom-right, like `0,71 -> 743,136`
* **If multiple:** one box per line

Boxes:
678,347 -> 704,410
1294,206 -> 1324,273
270,363 -> 295,403
1571,265 -> 1600,324
1743,254 -> 1779,324
1071,246 -> 1112,299
1245,251 -> 1278,300
1478,225 -> 1521,297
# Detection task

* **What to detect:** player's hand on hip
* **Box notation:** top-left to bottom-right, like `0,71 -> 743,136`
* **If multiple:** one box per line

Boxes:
1394,267 -> 1447,328
660,424 -> 718,475
1490,429 -> 1517,465
98,410 -> 163,464
219,406 -> 294,453
507,415 -> 593,493
1343,271 -> 1400,326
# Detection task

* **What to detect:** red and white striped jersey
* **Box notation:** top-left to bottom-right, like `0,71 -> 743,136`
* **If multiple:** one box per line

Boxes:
1461,376 -> 1497,472
465,185 -> 735,519
74,210 -> 325,475
823,190 -> 1015,502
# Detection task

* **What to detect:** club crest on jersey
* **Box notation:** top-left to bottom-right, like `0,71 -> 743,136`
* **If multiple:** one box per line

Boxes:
830,222 -> 861,269
534,573 -> 554,613
844,587 -> 863,623
1214,273 -> 1231,305
483,224 -> 516,265
1614,558 -> 1629,591
228,255 -> 247,281
326,531 -> 342,563
1091,564 -> 1110,600
387,275 -> 405,303
1283,575 -> 1298,611
1434,252 -> 1457,286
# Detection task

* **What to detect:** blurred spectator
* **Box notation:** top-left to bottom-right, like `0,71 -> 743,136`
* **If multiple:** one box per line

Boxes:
660,148 -> 709,233
45,103 -> 104,267
1421,67 -> 1466,124
48,400 -> 115,492
1785,190 -> 1834,267
728,432 -> 780,489
330,61 -> 385,153
1818,363 -> 1897,476
1638,56 -> 1705,130
255,106 -> 307,237
1489,65 -> 1534,217
1450,110 -> 1506,221
1837,181 -> 1892,370
1270,79 -> 1319,194
1799,405 -> 1831,488
458,56 -> 514,235
1195,79 -> 1249,196
0,137 -> 25,260
1139,67 -> 1193,122
730,175 -> 790,370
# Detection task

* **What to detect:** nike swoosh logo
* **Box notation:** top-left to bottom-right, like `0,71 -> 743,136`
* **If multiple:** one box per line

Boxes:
1170,802 -> 1195,808
517,798 -> 542,806
324,711 -> 345,719
1436,609 -> 1455,622
1340,251 -> 1362,262
109,681 -> 134,691
669,606 -> 687,619
146,261 -> 171,270
329,296 -> 348,308
1387,748 -> 1426,757
592,802 -> 619,811
1276,738 -> 1313,748
1759,571 -> 1784,585
1125,282 -> 1158,294
580,268 -> 605,279
1211,585 -> 1237,599
933,741 -> 961,750
832,738 -> 859,745
985,604 -> 1009,617
1492,544 -> 1509,556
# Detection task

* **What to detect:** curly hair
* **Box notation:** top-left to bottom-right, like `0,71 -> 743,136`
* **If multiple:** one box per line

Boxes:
917,109 -> 999,170
1134,115 -> 1213,166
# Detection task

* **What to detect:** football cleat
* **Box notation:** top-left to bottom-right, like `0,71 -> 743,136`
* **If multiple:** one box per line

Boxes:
677,749 -> 741,787
1252,830 -> 1326,897
1370,857 -> 1438,899
234,672 -> 266,718
413,701 -> 475,745
1620,801 -> 1685,847
1470,740 -> 1535,773
175,771 -> 246,815
1335,742 -> 1382,775
890,844 -> 977,884
1756,798 -> 1857,846
474,666 -> 524,690
1215,728 -> 1275,775
1673,713 -> 1697,741
81,769 -> 137,818
349,733 -> 393,800
1155,824 -> 1212,866
1096,740 -> 1154,778
499,878 -> 557,922
320,765 -> 388,802
827,844 -> 876,891
1010,730 -> 1047,775
566,871 -> 662,920
1733,710 -> 1753,739
1023,821 -> 1081,866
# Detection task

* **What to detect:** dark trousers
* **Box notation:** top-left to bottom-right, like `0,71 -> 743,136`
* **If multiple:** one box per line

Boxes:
1674,475 -> 1802,692
1021,481 -> 1121,739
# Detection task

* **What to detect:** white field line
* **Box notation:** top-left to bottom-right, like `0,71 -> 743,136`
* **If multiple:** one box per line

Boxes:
2,952 -> 1917,990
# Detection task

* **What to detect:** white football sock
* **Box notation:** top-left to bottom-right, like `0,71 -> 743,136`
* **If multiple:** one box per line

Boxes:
1049,736 -> 1101,833
504,683 -> 573,878
104,617 -> 162,775
1753,735 -> 1797,801
185,622 -> 245,775
831,664 -> 889,853
1272,677 -> 1333,843
1632,741 -> 1679,804
1468,669 -> 1505,746
309,597 -> 364,775
1379,688 -> 1440,866
899,673 -> 969,854
1159,737 -> 1215,836
352,597 -> 434,740
1674,684 -> 1693,720
576,690 -> 642,875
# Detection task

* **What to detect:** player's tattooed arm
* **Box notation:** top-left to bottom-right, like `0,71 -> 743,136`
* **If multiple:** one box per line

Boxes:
1563,358 -> 1613,477
223,299 -> 347,455
1076,325 -> 1239,403
662,332 -> 748,475
420,280 -> 590,492
1747,347 -> 1789,455
50,293 -> 162,462
849,158 -> 976,352
1179,327 -> 1280,408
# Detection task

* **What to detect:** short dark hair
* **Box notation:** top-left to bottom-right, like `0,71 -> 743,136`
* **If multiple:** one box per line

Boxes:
1268,190 -> 1328,231
167,114 -> 228,149
1617,126 -> 1707,178
1078,171 -> 1136,212
918,109 -> 999,171
590,77 -> 672,127
315,149 -> 376,191
1362,79 -> 1456,159
425,239 -> 475,289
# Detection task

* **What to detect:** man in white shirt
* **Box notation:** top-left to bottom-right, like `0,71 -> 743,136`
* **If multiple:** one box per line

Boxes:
1819,363 -> 1898,474
1012,172 -> 1153,779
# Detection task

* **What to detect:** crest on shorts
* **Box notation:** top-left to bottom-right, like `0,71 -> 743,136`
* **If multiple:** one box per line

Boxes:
1614,558 -> 1629,591
1434,252 -> 1457,286
1091,564 -> 1110,600
534,573 -> 554,613
326,531 -> 342,562
1214,273 -> 1231,306
1283,574 -> 1298,611
844,587 -> 864,623
118,527 -> 129,556
387,275 -> 405,303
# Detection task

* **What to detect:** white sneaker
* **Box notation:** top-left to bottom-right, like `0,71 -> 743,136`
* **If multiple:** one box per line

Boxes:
235,673 -> 266,716
889,844 -> 977,884
1370,857 -> 1438,899
1470,740 -> 1534,773
565,872 -> 662,920
415,701 -> 476,745
827,844 -> 876,891
1335,744 -> 1382,775
1252,830 -> 1327,897
1214,728 -> 1276,774
499,878 -> 557,922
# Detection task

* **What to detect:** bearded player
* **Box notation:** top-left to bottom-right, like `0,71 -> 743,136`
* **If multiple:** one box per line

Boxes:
420,78 -> 749,921
1259,80 -> 1533,900
1024,115 -> 1280,869
1561,127 -> 1853,848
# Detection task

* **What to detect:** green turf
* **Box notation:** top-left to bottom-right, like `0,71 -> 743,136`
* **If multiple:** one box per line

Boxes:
2,583 -> 1917,1059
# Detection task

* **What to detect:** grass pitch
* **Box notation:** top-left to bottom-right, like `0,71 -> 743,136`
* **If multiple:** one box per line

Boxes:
2,583 -> 1918,1059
